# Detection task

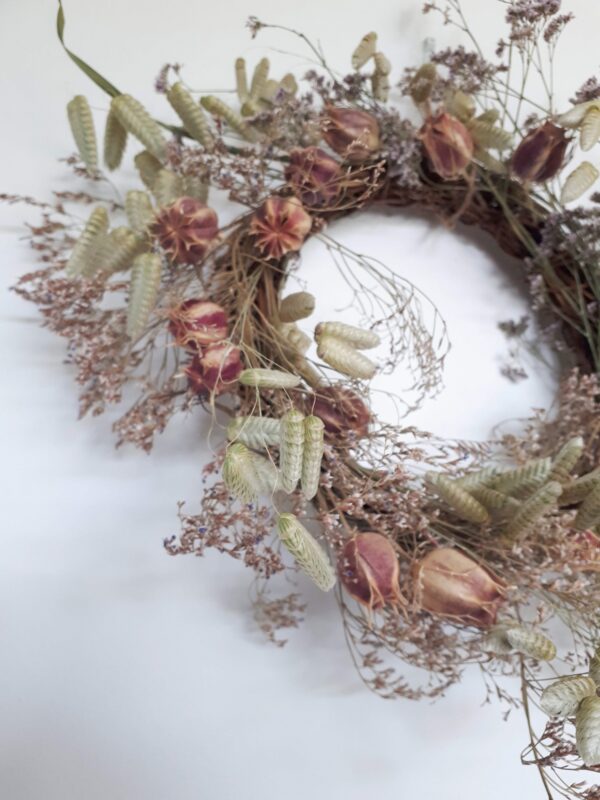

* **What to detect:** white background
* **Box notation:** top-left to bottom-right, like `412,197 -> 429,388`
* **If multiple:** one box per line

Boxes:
2,1 -> 600,798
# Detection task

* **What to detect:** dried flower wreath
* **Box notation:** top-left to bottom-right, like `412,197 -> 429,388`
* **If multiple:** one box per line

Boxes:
9,1 -> 600,796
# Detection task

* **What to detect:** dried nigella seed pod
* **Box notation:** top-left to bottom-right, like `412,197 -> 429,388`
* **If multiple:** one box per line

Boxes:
67,95 -> 98,172
126,253 -> 162,340
125,190 -> 155,235
321,106 -> 381,163
284,147 -> 342,207
103,109 -> 128,171
574,479 -> 600,531
239,368 -> 301,389
426,473 -> 490,524
540,676 -> 597,718
185,343 -> 243,396
301,415 -> 324,499
580,106 -> 600,151
504,481 -> 562,540
276,513 -> 336,591
249,196 -> 312,260
66,206 -> 109,278
561,162 -> 600,204
576,696 -> 600,766
413,547 -> 505,628
510,121 -> 568,183
409,62 -> 437,104
151,197 -> 219,265
166,82 -> 214,150
548,436 -> 584,484
315,321 -> 380,350
419,112 -> 474,180
227,416 -> 281,449
279,409 -> 305,493
279,291 -> 316,323
317,335 -> 377,380
505,626 -> 557,661
338,532 -> 405,611
111,94 -> 167,161
308,385 -> 371,437
168,299 -> 228,349
352,32 -> 377,69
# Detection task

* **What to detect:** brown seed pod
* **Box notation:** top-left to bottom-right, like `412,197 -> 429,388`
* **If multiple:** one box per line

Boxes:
419,112 -> 474,180
151,197 -> 219,265
338,532 -> 405,611
249,196 -> 312,260
511,121 -> 568,183
321,106 -> 381,163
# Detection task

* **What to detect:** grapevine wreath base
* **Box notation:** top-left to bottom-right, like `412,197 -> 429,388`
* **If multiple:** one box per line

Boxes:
10,1 -> 600,797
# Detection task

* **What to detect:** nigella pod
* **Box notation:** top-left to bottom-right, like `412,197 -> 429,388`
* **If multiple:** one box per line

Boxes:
574,479 -> 600,531
504,626 -> 557,661
67,95 -> 98,172
279,291 -> 316,323
167,299 -> 228,349
321,107 -> 381,163
126,253 -> 162,340
276,513 -> 336,591
66,206 -> 109,278
185,344 -> 243,397
580,107 -> 600,151
279,409 -> 305,493
540,675 -> 597,718
504,481 -> 562,540
103,109 -> 128,171
151,197 -> 219,265
239,368 -> 301,389
576,696 -> 600,766
338,532 -> 404,611
560,468 -> 600,506
548,436 -> 584,484
317,335 -> 377,380
134,151 -> 162,190
125,190 -> 155,235
352,32 -> 377,69
111,94 -> 167,161
561,162 -> 600,204
315,321 -> 380,350
284,147 -> 342,207
425,473 -> 490,524
166,82 -> 214,150
309,385 -> 371,437
227,416 -> 281,449
249,196 -> 312,260
511,121 -> 568,183
301,415 -> 324,500
419,112 -> 474,180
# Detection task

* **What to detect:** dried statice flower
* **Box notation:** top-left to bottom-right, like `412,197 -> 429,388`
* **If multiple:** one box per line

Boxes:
572,77 -> 600,105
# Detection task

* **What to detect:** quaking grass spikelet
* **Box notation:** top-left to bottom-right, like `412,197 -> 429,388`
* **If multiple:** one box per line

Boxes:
152,169 -> 184,207
561,162 -> 599,204
317,335 -> 377,380
504,481 -> 562,540
589,645 -> 600,685
235,58 -> 249,102
200,96 -> 260,142
505,626 -> 557,661
166,82 -> 214,150
111,94 -> 167,161
352,32 -> 377,69
576,696 -> 600,766
491,457 -> 551,498
222,442 -> 278,502
482,624 -> 515,655
548,436 -> 584,484
67,95 -> 98,172
66,206 -> 109,278
426,473 -> 490,524
280,409 -> 305,493
227,416 -> 281,448
371,73 -> 390,102
103,109 -> 128,171
467,119 -> 512,151
456,466 -> 502,490
276,513 -> 336,591
239,368 -> 301,389
540,676 -> 597,718
101,227 -> 146,274
445,90 -> 475,122
134,151 -> 162,189
574,480 -> 600,530
580,107 -> 600,151
559,469 -> 600,505
301,415 -> 324,500
279,291 -> 315,323
125,191 -> 155,234
126,253 -> 162,340
315,321 -> 380,349
182,174 -> 209,203
279,323 -> 311,356
250,58 -> 270,102
470,485 -> 519,512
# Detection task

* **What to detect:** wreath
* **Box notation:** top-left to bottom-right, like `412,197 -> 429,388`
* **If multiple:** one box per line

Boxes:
10,2 -> 600,797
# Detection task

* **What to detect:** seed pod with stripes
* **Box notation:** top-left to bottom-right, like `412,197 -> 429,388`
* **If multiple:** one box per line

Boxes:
504,481 -> 562,540
589,645 -> 600,685
445,90 -> 475,122
373,52 -> 391,76
540,675 -> 597,718
371,72 -> 390,102
280,323 -> 311,356
279,291 -> 315,322
581,106 -> 600,151
426,473 -> 490,524
561,162 -> 599,204
481,624 -> 515,655
557,100 -> 598,129
67,95 -> 98,172
505,626 -> 557,661
279,74 -> 298,96
101,227 -> 146,274
276,513 -> 336,591
103,109 -> 128,171
250,58 -> 270,102
166,82 -> 214,150
66,206 -> 109,278
352,32 -> 377,69
126,253 -> 162,339
560,469 -> 600,506
152,169 -> 184,207
476,108 -> 500,125
317,335 -> 377,380
576,696 -> 600,766
474,147 -> 507,174
200,95 -> 260,142
226,415 -> 281,449
470,485 -> 520,512
548,436 -> 584,484
260,79 -> 280,104
574,480 -> 600,531
239,368 -> 301,389
301,415 -> 324,499
467,119 -> 513,151
235,57 -> 249,102
491,457 -> 552,498
134,150 -> 162,190
222,442 -> 260,502
279,409 -> 305,493
182,174 -> 209,203
111,94 -> 167,161
125,191 -> 155,235
315,321 -> 380,349
457,466 -> 503,490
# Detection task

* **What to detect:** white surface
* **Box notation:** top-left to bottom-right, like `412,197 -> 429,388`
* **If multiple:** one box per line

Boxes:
1,1 -> 598,798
